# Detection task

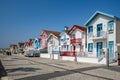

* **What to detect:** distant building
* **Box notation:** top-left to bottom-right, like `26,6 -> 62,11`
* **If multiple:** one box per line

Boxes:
9,44 -> 18,54
32,38 -> 41,50
40,30 -> 60,53
47,31 -> 60,54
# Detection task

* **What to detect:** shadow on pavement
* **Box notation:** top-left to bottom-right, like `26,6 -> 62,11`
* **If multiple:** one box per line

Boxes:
6,67 -> 41,73
0,60 -> 7,78
15,65 -> 117,80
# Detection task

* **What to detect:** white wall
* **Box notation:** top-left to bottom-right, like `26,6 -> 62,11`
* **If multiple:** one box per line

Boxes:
48,35 -> 59,54
71,28 -> 86,53
60,32 -> 70,51
87,14 -> 116,58
61,56 -> 75,61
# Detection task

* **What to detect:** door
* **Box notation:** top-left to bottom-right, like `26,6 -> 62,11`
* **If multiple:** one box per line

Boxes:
109,41 -> 114,58
97,24 -> 102,37
96,42 -> 103,58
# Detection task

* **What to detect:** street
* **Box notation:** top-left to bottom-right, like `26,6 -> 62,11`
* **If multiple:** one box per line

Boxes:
0,54 -> 120,80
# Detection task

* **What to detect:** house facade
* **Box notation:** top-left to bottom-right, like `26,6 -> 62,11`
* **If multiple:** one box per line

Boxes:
47,32 -> 60,55
32,38 -> 41,50
68,25 -> 86,57
85,11 -> 120,63
40,30 -> 60,53
59,27 -> 72,56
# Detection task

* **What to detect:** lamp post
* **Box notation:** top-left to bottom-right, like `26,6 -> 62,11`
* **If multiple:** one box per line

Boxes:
52,36 -> 54,60
106,25 -> 109,67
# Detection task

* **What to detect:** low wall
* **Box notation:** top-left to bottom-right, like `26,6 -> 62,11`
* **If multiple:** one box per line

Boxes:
40,53 -> 50,58
53,54 -> 59,59
40,53 -> 60,59
77,57 -> 98,64
61,56 -> 75,61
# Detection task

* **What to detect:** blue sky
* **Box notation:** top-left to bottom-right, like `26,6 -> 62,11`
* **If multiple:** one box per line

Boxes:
0,0 -> 120,48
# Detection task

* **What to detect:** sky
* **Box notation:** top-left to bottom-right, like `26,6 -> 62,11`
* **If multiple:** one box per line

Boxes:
0,0 -> 120,48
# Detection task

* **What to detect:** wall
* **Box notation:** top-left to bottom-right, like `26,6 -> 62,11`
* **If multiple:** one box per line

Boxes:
60,32 -> 70,51
87,14 -> 116,58
116,19 -> 120,59
41,32 -> 48,49
48,35 -> 59,54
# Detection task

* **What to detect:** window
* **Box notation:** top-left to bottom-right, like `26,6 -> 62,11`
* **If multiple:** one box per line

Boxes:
97,23 -> 102,37
88,26 -> 93,33
67,38 -> 69,40
108,20 -> 114,33
61,39 -> 63,41
88,43 -> 93,52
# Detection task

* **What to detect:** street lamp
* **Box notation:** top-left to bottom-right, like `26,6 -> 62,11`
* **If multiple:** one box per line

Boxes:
51,36 -> 54,60
106,24 -> 109,67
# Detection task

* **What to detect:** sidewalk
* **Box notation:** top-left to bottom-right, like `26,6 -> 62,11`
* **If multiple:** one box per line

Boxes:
1,53 -> 120,80
0,57 -> 8,80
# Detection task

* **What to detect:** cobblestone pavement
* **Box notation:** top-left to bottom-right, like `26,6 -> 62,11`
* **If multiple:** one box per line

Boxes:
0,53 -> 120,80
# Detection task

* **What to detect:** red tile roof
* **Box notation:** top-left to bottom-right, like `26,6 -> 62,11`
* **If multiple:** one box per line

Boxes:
68,25 -> 86,34
41,30 -> 60,37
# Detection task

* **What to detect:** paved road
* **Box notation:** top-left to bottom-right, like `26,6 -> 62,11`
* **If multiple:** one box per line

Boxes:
0,54 -> 120,80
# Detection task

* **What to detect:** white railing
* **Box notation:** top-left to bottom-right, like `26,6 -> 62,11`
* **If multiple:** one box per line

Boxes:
88,31 -> 107,39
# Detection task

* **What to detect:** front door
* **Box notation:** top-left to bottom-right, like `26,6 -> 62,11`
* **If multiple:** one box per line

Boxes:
109,41 -> 114,58
97,24 -> 102,37
96,42 -> 103,58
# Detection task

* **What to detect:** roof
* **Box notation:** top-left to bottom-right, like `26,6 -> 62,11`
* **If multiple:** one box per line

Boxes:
85,11 -> 120,26
68,25 -> 86,34
41,30 -> 60,37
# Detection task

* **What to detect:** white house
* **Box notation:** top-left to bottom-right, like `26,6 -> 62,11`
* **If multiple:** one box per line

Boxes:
59,27 -> 71,55
59,26 -> 77,61
85,11 -> 120,64
47,32 -> 60,59
68,25 -> 86,57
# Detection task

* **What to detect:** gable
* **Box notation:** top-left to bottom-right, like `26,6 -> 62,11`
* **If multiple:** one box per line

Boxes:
68,25 -> 86,35
87,14 -> 114,26
47,34 -> 58,42
71,28 -> 82,35
85,11 -> 117,26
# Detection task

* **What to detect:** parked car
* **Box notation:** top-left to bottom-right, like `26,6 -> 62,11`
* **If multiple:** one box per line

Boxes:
25,50 -> 40,57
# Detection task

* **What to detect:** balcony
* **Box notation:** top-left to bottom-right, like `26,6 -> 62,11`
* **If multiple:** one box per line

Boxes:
88,31 -> 107,40
70,38 -> 82,44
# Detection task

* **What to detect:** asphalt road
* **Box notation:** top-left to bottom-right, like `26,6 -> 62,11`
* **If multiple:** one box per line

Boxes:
0,54 -> 120,80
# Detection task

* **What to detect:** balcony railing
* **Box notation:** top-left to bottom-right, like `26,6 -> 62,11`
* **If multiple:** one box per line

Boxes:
60,51 -> 87,57
70,38 -> 82,44
60,51 -> 76,56
88,31 -> 107,39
